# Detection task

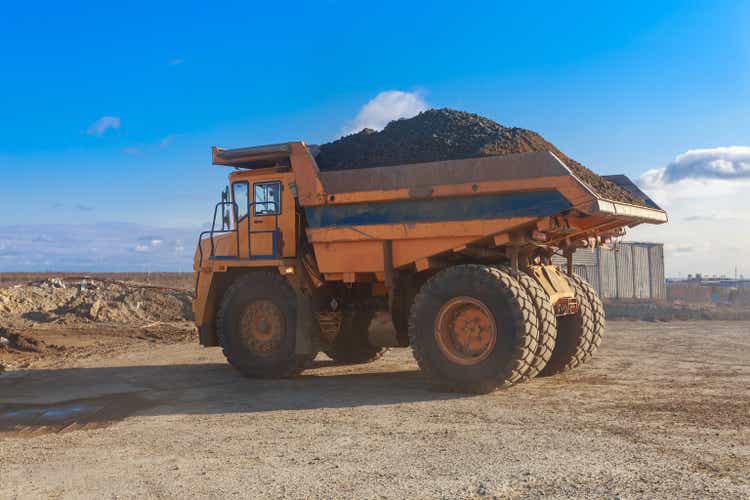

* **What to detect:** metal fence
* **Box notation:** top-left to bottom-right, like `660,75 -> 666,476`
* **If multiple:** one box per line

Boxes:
552,242 -> 666,301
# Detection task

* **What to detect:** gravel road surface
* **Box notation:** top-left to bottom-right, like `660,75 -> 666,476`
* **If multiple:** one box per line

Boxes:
1,321 -> 748,499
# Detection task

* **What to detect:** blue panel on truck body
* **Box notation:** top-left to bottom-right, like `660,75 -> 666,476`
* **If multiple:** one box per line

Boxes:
305,190 -> 571,228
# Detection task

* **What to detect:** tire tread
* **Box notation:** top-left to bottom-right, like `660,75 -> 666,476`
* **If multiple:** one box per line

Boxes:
408,265 -> 538,393
216,271 -> 315,378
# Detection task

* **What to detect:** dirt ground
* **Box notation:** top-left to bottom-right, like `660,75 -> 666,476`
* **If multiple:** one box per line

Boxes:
0,321 -> 748,499
0,275 -> 195,372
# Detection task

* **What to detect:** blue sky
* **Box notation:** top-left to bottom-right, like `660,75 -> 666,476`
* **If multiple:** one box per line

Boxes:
1,1 -> 749,274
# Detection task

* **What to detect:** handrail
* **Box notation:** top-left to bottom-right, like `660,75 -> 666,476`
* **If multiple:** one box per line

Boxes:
196,198 -> 282,269
196,200 -> 240,269
191,195 -> 284,296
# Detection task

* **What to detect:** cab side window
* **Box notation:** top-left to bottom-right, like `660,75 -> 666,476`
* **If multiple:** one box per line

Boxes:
232,182 -> 249,222
254,181 -> 281,215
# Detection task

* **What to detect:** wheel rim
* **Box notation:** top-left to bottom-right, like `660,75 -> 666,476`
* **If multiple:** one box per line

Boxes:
434,296 -> 497,365
239,299 -> 284,357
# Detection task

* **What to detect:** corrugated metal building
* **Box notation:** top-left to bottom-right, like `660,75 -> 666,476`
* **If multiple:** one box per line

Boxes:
552,242 -> 666,301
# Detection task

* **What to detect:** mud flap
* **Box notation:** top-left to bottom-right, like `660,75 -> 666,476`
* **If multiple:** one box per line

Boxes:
294,289 -> 316,355
198,325 -> 219,347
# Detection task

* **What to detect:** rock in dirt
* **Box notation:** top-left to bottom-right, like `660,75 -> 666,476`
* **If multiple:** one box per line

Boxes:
315,108 -> 645,206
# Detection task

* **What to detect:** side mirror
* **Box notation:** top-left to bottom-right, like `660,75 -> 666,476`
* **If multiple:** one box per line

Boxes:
223,210 -> 231,229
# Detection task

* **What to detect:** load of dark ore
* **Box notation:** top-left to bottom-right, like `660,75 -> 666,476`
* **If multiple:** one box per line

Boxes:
315,108 -> 645,206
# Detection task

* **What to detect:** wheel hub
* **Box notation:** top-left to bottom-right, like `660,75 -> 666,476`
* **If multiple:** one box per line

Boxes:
239,300 -> 284,357
435,296 -> 497,365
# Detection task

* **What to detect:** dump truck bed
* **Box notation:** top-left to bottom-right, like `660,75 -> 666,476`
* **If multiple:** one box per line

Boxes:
209,142 -> 665,281
315,151 -> 664,221
297,149 -> 665,279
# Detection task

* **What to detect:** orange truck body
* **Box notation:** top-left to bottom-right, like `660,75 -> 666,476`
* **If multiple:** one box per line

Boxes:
192,141 -> 666,347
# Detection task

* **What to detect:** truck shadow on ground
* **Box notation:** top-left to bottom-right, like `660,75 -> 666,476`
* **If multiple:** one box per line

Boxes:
0,361 -> 474,436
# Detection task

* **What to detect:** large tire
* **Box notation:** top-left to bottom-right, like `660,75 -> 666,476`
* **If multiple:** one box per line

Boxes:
569,274 -> 606,364
324,309 -> 386,364
539,275 -> 594,376
408,265 -> 538,393
216,272 -> 317,378
509,268 -> 558,380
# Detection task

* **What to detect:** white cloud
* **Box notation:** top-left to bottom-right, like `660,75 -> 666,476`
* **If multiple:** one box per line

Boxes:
342,90 -> 428,136
661,146 -> 750,182
160,134 -> 181,148
86,116 -> 121,136
663,243 -> 695,256
630,146 -> 750,277
123,135 -> 181,155
637,146 -> 750,209
137,236 -> 164,248
0,223 -> 197,272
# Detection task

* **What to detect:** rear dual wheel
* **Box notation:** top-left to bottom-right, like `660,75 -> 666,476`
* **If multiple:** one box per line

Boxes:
539,273 -> 604,377
570,274 -> 606,365
510,269 -> 558,380
324,309 -> 387,364
408,265 -> 538,393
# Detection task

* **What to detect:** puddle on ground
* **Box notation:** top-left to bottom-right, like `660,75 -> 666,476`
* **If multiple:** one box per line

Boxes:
0,392 -> 156,437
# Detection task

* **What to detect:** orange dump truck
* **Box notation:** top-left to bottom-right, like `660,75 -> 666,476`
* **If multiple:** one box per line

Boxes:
193,141 -> 666,392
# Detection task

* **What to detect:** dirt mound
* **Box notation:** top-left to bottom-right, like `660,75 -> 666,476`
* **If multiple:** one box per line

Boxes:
604,301 -> 750,322
0,328 -> 44,354
316,108 -> 644,206
1,327 -> 53,372
0,277 -> 192,326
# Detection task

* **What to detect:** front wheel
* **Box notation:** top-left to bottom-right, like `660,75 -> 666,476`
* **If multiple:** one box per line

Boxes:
408,265 -> 538,393
216,272 -> 317,378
